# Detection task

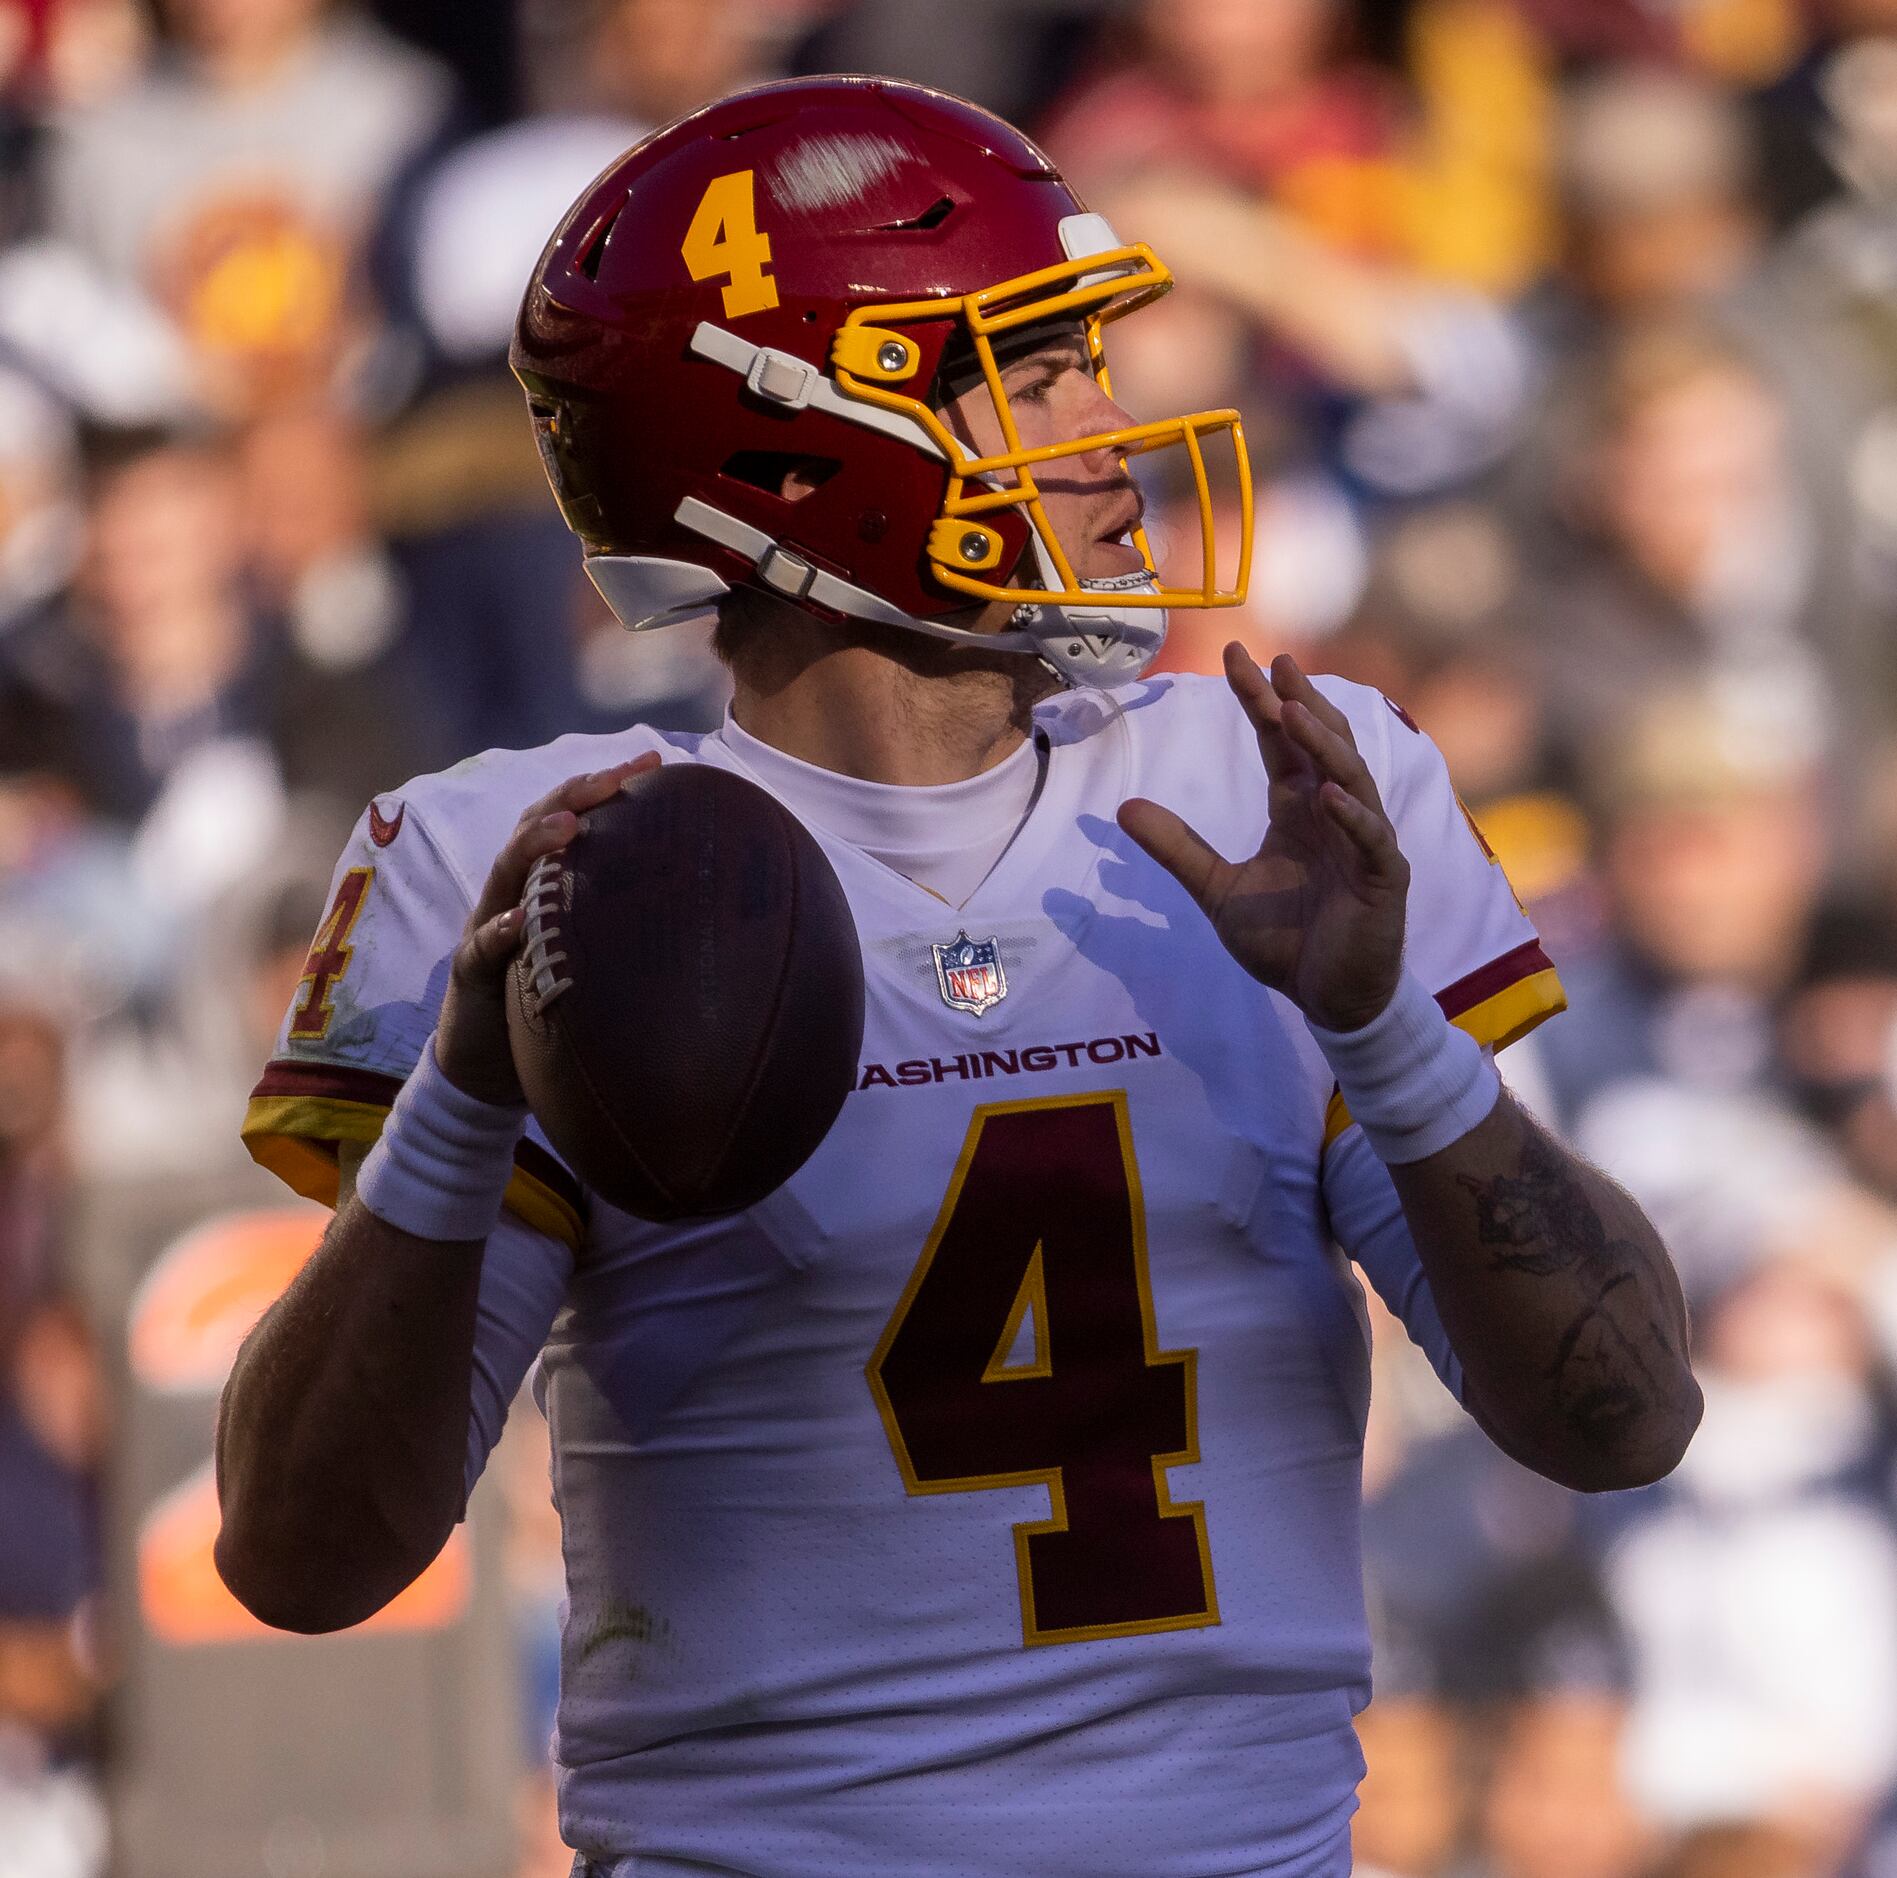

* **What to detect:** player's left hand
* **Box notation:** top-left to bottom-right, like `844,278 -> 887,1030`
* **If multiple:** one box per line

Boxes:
1118,644 -> 1408,1032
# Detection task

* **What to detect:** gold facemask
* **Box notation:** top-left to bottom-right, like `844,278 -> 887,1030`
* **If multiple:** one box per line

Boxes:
830,242 -> 1253,610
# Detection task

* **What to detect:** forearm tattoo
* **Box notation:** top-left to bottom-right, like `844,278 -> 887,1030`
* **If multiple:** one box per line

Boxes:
1456,1124 -> 1688,1460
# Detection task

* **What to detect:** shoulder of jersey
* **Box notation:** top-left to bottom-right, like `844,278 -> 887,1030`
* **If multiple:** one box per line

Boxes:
1308,670 -> 1404,746
373,725 -> 700,887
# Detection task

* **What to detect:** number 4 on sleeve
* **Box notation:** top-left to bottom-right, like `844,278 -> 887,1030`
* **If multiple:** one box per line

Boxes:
289,867 -> 373,1042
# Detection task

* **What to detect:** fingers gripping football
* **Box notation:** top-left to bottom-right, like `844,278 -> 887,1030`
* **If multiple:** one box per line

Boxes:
433,754 -> 661,1105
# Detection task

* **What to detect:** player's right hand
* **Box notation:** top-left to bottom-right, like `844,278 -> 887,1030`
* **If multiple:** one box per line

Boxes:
433,753 -> 662,1107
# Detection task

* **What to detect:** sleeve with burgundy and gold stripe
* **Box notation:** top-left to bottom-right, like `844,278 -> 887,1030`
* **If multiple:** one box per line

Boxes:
241,794 -> 586,1249
1319,687 -> 1566,1149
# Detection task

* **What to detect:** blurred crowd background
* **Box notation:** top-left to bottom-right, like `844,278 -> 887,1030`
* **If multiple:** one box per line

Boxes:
5,0 -> 1897,1874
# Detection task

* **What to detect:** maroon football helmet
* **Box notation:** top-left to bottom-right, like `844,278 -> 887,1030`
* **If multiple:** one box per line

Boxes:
511,75 -> 1251,688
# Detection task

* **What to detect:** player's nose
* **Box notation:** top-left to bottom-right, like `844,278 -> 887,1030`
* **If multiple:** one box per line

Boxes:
1072,375 -> 1139,463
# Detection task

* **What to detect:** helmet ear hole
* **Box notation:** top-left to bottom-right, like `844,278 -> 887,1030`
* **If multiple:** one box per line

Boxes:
719,451 -> 842,501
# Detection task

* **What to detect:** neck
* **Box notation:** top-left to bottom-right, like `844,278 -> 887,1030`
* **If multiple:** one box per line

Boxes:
728,607 -> 1053,785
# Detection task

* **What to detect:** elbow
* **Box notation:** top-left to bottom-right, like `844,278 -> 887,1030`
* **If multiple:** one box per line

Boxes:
213,1515 -> 445,1636
213,1525 -> 346,1634
1608,1369 -> 1704,1490
213,1524 -> 366,1634
1474,1372 -> 1704,1495
1542,1375 -> 1706,1495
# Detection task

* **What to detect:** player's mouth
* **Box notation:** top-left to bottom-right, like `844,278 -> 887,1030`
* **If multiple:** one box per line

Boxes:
1087,492 -> 1148,579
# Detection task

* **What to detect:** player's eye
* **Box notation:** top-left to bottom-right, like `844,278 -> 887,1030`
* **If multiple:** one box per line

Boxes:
1013,367 -> 1066,406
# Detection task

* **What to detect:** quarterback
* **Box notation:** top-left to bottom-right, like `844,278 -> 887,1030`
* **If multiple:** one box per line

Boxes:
216,79 -> 1700,1877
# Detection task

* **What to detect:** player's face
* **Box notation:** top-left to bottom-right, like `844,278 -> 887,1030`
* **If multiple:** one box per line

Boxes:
936,323 -> 1148,585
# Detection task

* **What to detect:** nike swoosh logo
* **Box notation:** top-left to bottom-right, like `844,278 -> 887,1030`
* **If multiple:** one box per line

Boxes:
368,798 -> 405,847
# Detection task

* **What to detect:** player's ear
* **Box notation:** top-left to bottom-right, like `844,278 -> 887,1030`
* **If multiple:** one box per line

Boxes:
711,452 -> 839,504
775,456 -> 838,502
782,462 -> 826,502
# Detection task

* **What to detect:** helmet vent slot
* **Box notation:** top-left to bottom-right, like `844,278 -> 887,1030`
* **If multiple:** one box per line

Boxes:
576,203 -> 624,282
877,196 -> 956,233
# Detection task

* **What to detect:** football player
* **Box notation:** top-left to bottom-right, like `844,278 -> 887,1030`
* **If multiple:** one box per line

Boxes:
217,78 -> 1699,1877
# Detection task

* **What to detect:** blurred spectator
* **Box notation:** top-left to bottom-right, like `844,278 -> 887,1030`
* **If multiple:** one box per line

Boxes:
377,0 -> 776,390
358,0 -> 763,754
1514,0 -> 1811,87
0,1000 -> 63,1338
0,997 -> 104,1878
238,402 -> 449,791
1523,323 -> 1839,785
1592,685 -> 1826,1005
1531,680 -> 1829,1126
1520,77 -> 1897,830
1474,1691 -> 1655,1878
0,1299 -> 101,1631
1323,502 -> 1593,919
42,0 -> 456,415
0,0 -> 150,115
1774,29 -> 1897,386
1038,1 -> 1542,498
1607,1247 -> 1897,1853
14,430 -> 290,921
0,686 -> 158,1020
1086,157 -> 1532,497
1778,899 -> 1897,1204
6,428 -> 420,966
1770,28 -> 1897,674
1042,0 -> 1555,295
1352,1693 -> 1464,1876
792,0 -> 1102,126
1548,66 -> 1766,334
63,803 -> 349,1180
1660,1821 -> 1837,1878
1361,1387 -> 1644,1877
0,368 -> 80,647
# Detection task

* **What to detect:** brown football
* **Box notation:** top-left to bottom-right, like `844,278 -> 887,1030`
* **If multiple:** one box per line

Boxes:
506,763 -> 864,1220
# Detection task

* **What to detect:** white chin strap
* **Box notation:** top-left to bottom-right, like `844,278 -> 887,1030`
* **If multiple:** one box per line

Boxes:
585,496 -> 1167,691
1003,529 -> 1168,689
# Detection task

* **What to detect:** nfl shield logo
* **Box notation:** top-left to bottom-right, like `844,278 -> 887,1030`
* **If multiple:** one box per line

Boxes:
932,931 -> 1007,1017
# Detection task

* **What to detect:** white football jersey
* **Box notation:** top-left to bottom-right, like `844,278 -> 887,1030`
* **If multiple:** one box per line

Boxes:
246,673 -> 1563,1877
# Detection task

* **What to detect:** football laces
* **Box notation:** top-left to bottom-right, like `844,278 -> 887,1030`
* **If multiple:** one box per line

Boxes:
519,852 -> 575,1015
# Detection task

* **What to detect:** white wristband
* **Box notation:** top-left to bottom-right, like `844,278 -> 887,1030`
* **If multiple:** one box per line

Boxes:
1308,970 -> 1500,1164
354,1038 -> 528,1242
